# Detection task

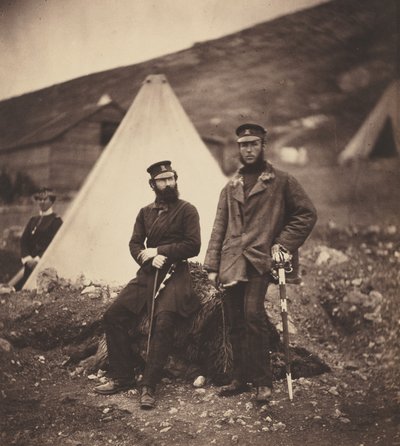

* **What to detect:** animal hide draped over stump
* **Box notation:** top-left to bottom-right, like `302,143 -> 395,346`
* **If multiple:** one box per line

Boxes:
79,263 -> 329,383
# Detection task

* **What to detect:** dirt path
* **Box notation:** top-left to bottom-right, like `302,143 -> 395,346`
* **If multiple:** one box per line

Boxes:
2,345 -> 398,446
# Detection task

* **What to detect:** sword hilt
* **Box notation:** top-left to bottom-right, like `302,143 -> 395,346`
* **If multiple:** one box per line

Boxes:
275,251 -> 293,273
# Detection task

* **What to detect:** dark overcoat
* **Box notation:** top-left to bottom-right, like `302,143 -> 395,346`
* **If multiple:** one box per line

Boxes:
116,199 -> 201,317
204,163 -> 317,285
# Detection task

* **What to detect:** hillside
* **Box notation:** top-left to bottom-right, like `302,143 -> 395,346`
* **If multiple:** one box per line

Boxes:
0,0 -> 397,167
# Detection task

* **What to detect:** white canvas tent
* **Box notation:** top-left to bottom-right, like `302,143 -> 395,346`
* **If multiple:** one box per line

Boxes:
338,80 -> 400,164
25,74 -> 227,288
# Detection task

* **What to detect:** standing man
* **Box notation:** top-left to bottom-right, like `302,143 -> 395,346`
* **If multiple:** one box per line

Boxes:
204,124 -> 317,402
94,160 -> 201,410
15,187 -> 63,290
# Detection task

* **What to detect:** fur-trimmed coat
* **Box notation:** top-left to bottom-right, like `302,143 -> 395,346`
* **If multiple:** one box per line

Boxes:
204,163 -> 317,285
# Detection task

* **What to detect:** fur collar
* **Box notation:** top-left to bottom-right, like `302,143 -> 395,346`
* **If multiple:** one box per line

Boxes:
230,162 -> 275,187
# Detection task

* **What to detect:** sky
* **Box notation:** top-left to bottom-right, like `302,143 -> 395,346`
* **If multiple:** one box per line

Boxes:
0,0 -> 328,100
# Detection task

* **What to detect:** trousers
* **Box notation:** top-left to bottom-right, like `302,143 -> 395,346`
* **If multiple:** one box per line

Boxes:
223,264 -> 273,388
103,295 -> 179,388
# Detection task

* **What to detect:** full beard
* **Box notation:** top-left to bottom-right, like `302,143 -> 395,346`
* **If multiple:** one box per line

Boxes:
155,185 -> 180,203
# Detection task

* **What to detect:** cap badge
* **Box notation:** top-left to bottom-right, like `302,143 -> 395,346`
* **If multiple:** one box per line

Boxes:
244,129 -> 251,135
161,165 -> 167,171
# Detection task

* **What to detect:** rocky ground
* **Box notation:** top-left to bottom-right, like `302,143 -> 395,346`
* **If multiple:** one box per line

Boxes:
0,223 -> 399,446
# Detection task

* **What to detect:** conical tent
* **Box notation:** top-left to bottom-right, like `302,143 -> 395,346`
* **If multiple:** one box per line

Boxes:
25,74 -> 227,288
338,80 -> 400,164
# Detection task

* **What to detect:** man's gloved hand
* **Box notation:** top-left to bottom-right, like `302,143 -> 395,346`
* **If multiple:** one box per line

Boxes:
152,254 -> 167,269
271,244 -> 292,264
138,248 -> 158,264
208,272 -> 219,288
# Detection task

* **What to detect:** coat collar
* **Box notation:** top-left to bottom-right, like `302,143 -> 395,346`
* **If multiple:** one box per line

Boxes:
230,162 -> 275,203
150,200 -> 169,212
39,207 -> 54,216
149,198 -> 181,212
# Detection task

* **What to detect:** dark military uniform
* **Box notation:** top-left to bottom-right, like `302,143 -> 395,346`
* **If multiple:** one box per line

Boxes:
104,198 -> 201,387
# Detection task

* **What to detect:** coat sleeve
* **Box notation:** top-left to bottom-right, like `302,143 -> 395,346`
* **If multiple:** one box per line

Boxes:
203,187 -> 229,272
274,175 -> 317,252
129,208 -> 147,265
157,204 -> 201,262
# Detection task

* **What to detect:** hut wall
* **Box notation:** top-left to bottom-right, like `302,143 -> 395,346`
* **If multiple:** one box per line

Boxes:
1,105 -> 124,191
49,121 -> 101,190
49,106 -> 124,190
0,145 -> 51,185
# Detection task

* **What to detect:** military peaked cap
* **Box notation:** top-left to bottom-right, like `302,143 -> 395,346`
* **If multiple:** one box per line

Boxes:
147,160 -> 175,179
236,123 -> 267,142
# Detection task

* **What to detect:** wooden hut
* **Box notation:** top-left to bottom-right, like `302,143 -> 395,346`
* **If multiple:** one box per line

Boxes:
0,95 -> 125,191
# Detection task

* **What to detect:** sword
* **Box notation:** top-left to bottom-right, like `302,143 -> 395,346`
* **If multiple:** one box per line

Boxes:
276,253 -> 294,401
146,263 -> 176,359
146,269 -> 159,360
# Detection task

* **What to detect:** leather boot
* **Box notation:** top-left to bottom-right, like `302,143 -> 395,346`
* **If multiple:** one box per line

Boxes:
94,378 -> 135,395
218,380 -> 249,397
140,386 -> 156,410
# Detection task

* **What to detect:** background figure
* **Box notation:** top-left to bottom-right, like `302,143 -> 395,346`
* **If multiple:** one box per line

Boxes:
94,160 -> 201,410
204,123 -> 317,402
15,188 -> 63,290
